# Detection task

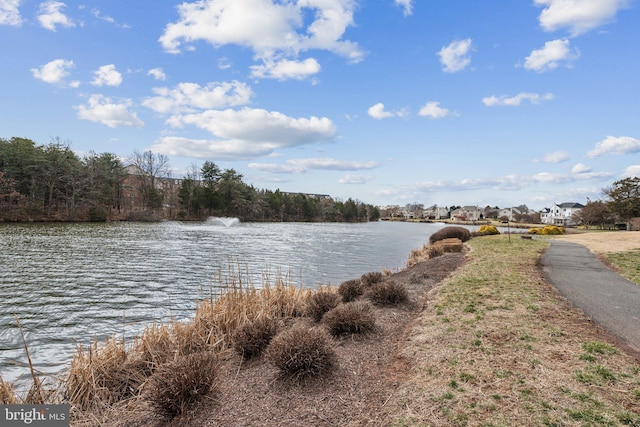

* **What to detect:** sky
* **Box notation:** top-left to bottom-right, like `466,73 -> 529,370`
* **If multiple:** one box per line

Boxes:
1,0 -> 639,211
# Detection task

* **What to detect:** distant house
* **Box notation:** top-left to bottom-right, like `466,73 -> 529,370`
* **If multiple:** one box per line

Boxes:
497,207 -> 521,221
541,202 -> 584,226
451,206 -> 481,222
423,204 -> 450,220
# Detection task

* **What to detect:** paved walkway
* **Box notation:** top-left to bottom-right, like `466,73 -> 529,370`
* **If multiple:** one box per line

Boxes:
542,240 -> 640,354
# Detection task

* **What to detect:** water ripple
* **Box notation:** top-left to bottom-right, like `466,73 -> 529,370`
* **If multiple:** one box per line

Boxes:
0,220 -> 444,383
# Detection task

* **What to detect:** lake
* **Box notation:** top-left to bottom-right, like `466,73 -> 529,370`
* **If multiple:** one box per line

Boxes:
0,219 -> 448,383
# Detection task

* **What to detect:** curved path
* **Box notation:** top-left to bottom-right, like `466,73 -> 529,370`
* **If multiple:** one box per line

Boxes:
542,240 -> 640,354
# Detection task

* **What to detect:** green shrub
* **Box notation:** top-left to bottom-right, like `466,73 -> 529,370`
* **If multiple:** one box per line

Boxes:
323,301 -> 376,336
145,351 -> 219,419
368,280 -> 409,306
361,271 -> 384,286
266,326 -> 337,380
232,317 -> 278,360
477,225 -> 500,235
338,279 -> 363,302
429,226 -> 472,244
306,288 -> 341,322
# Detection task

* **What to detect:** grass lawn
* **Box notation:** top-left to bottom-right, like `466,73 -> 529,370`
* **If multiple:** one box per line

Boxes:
604,250 -> 640,285
382,235 -> 640,426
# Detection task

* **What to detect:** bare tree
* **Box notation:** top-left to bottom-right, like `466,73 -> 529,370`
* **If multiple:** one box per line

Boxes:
129,150 -> 170,209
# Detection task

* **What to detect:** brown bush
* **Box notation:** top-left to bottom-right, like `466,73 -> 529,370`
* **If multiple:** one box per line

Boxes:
368,280 -> 409,306
338,279 -> 364,302
323,301 -> 376,336
265,326 -> 337,381
429,226 -> 471,244
361,271 -> 384,286
145,351 -> 219,419
306,288 -> 341,322
232,317 -> 278,360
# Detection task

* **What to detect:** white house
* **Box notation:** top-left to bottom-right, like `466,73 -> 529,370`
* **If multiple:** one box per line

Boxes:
541,202 -> 584,226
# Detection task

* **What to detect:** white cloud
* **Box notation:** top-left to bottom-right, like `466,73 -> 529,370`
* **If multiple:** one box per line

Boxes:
31,58 -> 74,84
75,94 -> 144,128
367,103 -> 407,120
250,57 -> 321,80
394,0 -> 413,16
524,39 -> 579,72
155,107 -> 336,159
483,92 -> 554,107
288,158 -> 379,171
91,8 -> 130,28
37,1 -> 75,31
143,81 -> 253,114
250,158 -> 380,174
159,0 -> 363,80
437,38 -> 472,73
571,163 -> 592,174
218,57 -> 232,70
622,165 -> 640,178
587,135 -> 640,157
535,0 -> 630,36
147,68 -> 167,81
0,0 -> 22,26
339,173 -> 373,184
418,101 -> 450,119
368,103 -> 393,120
150,136 -> 275,159
91,64 -> 123,87
536,150 -> 569,163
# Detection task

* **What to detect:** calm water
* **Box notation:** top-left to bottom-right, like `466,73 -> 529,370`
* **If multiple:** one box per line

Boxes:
0,219 -> 446,383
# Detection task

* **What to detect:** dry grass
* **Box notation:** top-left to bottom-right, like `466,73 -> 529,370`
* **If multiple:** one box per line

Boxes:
1,376 -> 17,404
381,235 -> 640,426
64,274 -> 312,424
556,230 -> 640,254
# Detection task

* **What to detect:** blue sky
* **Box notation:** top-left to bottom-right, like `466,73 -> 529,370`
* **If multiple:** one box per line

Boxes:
1,0 -> 639,210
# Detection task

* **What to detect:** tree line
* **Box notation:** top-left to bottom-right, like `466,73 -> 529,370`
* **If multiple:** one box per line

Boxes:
0,137 -> 380,223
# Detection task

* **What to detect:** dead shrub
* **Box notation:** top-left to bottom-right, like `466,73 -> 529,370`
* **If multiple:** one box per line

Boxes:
265,325 -> 337,381
306,287 -> 341,322
361,271 -> 384,286
429,226 -> 471,244
368,280 -> 409,306
232,317 -> 279,360
338,279 -> 364,302
145,351 -> 219,419
323,301 -> 376,336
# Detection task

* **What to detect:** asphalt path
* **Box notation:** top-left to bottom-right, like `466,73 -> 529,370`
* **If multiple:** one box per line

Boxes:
542,240 -> 640,354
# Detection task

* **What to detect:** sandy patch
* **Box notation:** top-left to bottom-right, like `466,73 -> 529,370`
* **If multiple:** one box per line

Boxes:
555,231 -> 640,253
